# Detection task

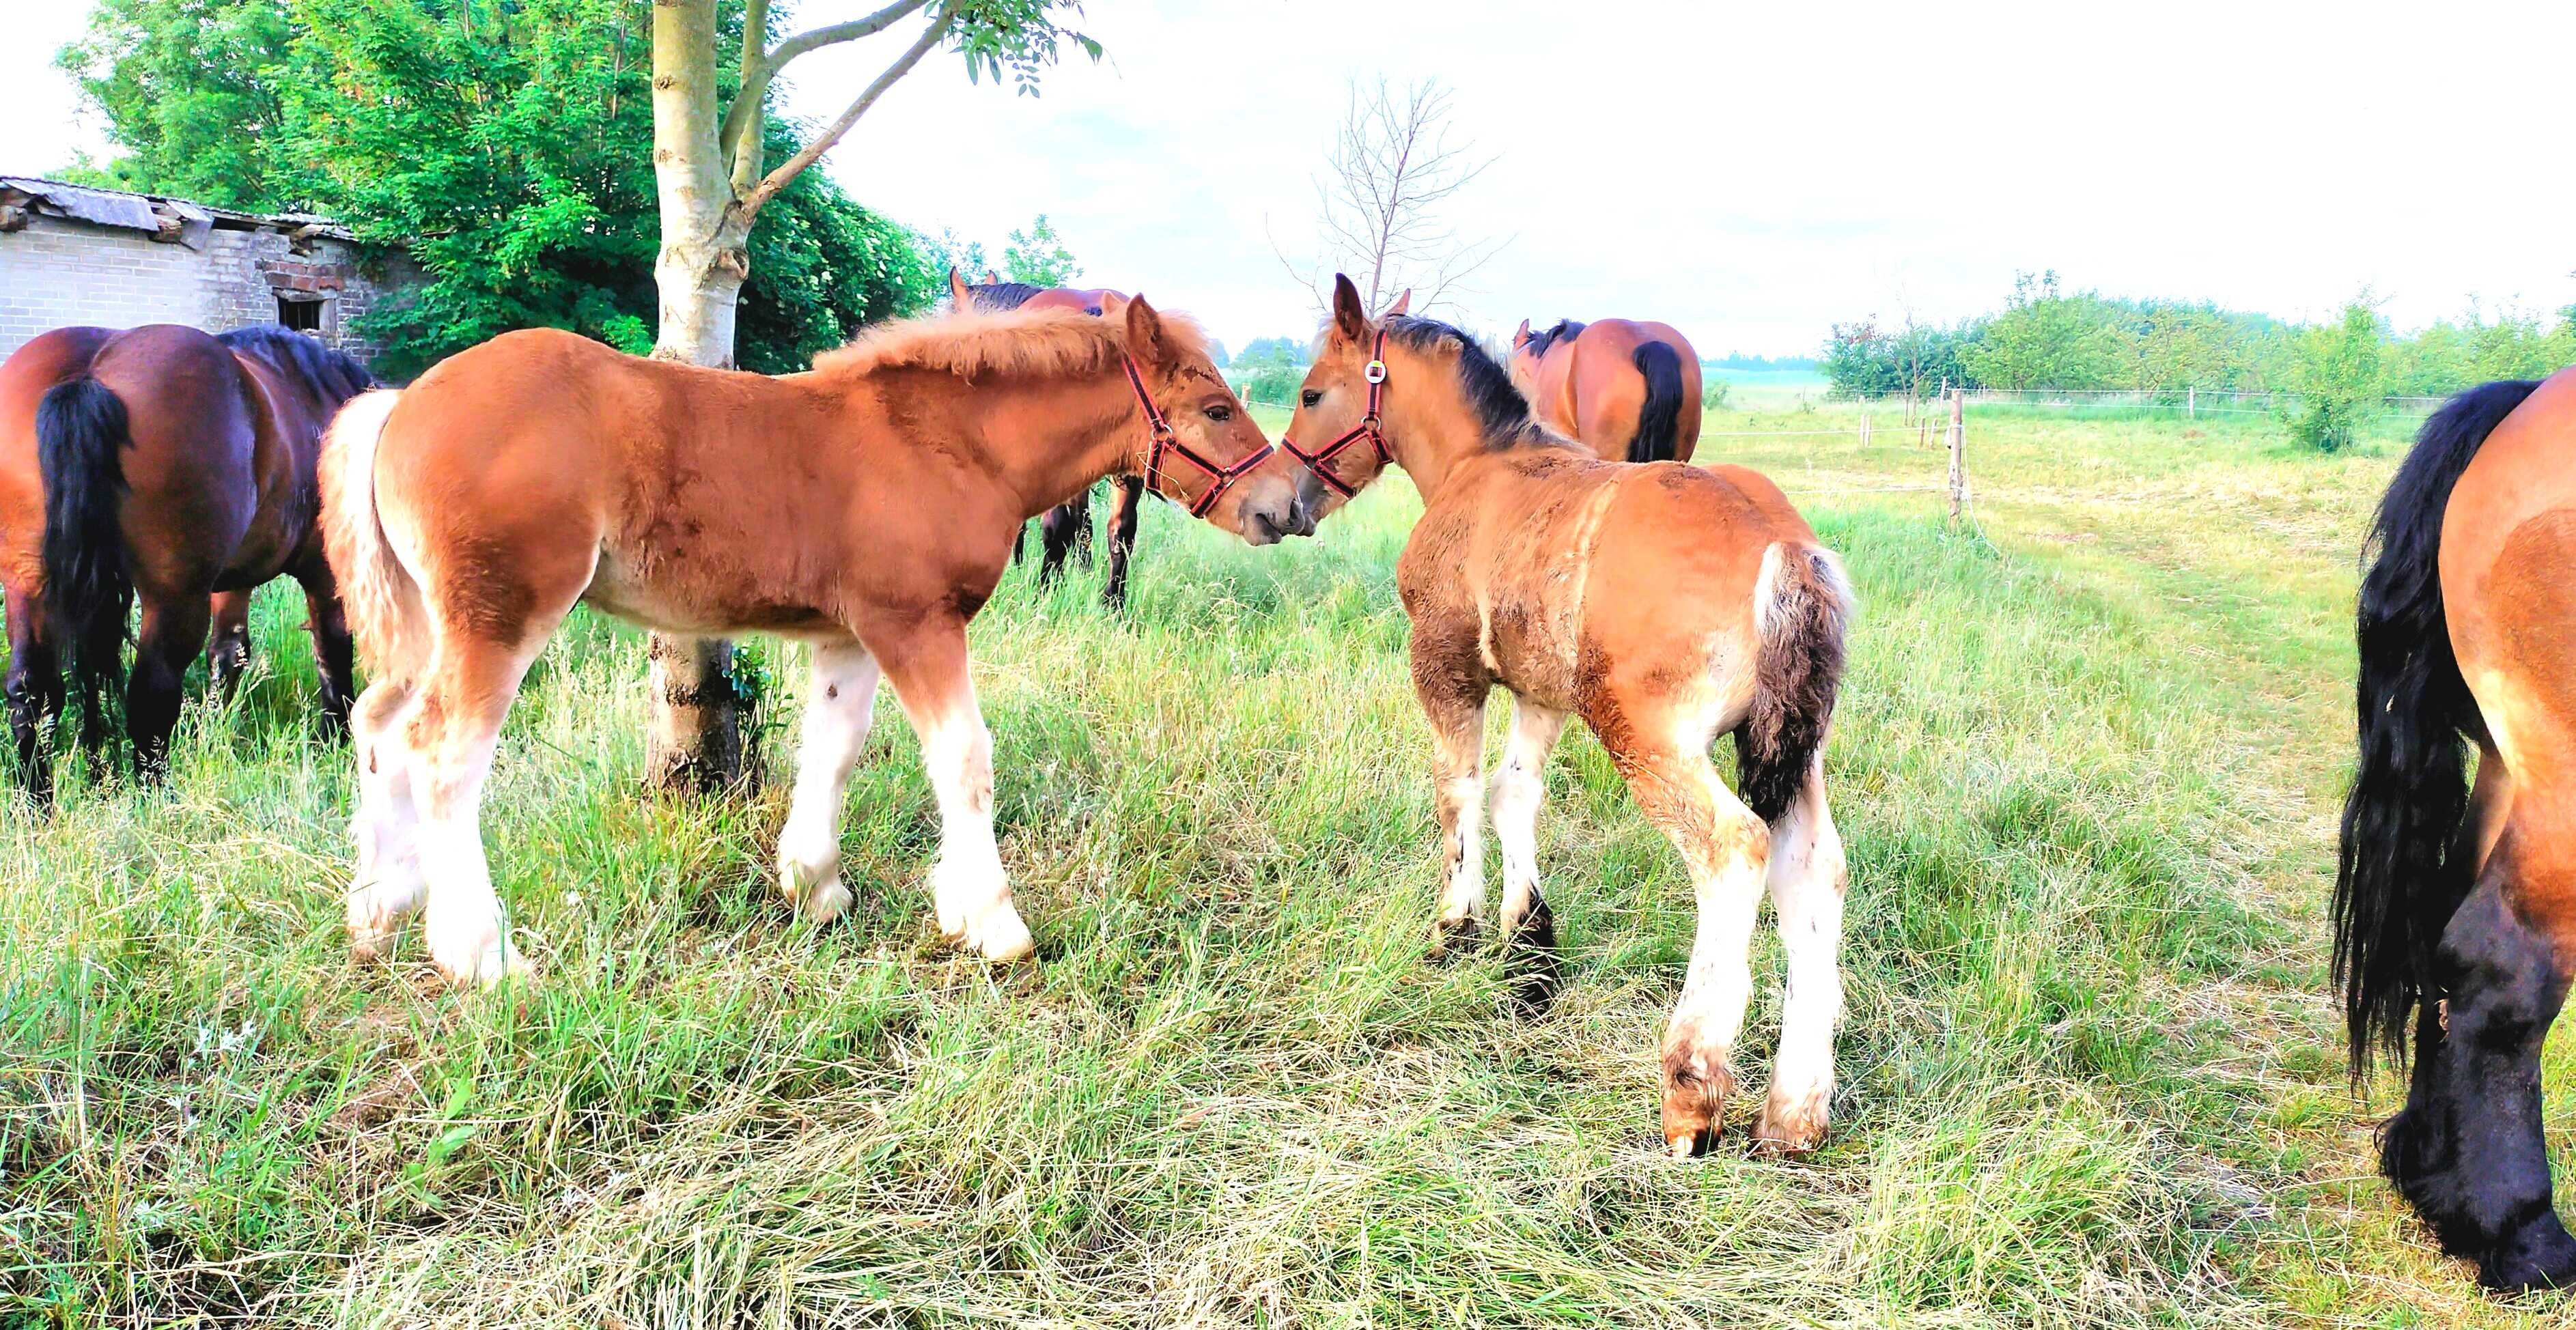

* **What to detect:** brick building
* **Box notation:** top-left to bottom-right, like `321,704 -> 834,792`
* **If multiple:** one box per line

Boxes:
0,176 -> 419,371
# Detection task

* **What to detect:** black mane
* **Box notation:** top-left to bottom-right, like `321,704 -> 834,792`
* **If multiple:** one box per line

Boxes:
964,280 -> 1054,313
1383,315 -> 1548,447
219,324 -> 374,400
1522,318 -> 1586,360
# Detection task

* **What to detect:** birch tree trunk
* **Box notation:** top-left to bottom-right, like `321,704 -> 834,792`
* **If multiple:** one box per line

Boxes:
645,0 -> 756,793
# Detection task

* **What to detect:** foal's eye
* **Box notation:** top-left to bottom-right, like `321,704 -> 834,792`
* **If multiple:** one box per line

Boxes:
1301,389 -> 1324,408
1205,404 -> 1234,423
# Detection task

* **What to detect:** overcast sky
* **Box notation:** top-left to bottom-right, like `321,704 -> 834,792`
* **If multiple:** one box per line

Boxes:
10,1 -> 2574,356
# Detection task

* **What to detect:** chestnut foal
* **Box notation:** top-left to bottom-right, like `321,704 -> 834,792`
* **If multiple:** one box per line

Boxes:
320,298 -> 1306,986
1283,276 -> 1854,1155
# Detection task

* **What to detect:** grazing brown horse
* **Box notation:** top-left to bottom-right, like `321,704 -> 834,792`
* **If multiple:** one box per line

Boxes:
1284,276 -> 1853,1155
321,297 -> 1307,986
949,269 -> 1150,605
1508,317 -> 1703,463
2335,369 -> 2576,1292
0,324 -> 370,800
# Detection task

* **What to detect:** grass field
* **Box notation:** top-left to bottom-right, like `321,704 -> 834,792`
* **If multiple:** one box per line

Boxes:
3,397 -> 2569,1325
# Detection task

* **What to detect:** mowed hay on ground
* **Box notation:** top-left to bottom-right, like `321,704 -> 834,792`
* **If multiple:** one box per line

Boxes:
1,401 -> 2564,1325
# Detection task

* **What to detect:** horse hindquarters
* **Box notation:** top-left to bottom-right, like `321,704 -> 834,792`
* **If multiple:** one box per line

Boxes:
33,376 -> 135,761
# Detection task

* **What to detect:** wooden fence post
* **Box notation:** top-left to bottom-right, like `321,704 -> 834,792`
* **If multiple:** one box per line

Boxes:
2187,385 -> 2196,420
1947,388 -> 1968,521
1860,404 -> 1871,447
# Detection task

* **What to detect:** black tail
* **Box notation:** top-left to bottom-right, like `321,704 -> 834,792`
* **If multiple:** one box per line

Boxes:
1738,543 -> 1852,823
2334,378 -> 2541,1077
1628,341 -> 1685,464
36,377 -> 135,724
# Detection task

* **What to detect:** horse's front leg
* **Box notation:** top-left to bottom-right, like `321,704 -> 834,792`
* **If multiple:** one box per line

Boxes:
1412,630 -> 1490,954
868,612 -> 1033,962
776,636 -> 882,924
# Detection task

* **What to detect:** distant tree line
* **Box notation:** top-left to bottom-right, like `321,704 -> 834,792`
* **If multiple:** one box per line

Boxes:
1825,270 -> 2575,449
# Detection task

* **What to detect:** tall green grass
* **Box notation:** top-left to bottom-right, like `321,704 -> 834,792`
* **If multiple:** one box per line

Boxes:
0,404 -> 2554,1325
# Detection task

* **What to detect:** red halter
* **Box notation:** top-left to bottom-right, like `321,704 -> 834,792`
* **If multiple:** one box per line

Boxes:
1280,330 -> 1390,498
1122,354 -> 1275,519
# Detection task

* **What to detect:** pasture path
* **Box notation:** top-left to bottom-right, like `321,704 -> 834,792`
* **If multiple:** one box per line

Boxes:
0,404 -> 2564,1325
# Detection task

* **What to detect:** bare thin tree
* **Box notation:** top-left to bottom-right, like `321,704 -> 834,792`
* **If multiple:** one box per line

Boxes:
1279,77 -> 1504,315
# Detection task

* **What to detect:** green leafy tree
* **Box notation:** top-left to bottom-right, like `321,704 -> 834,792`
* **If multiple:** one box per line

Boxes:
56,0 -> 297,209
1961,271 -> 2123,391
2287,300 -> 2385,453
57,0 -> 939,379
1000,213 -> 1080,285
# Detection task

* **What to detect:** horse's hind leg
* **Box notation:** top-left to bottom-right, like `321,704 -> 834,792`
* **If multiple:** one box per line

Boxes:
4,587 -> 65,802
346,679 -> 426,959
127,593 -> 211,783
206,589 -> 254,704
2384,834 -> 2576,1290
406,634 -> 548,986
1489,695 -> 1568,1004
294,563 -> 356,739
1754,761 -> 1847,1154
1102,477 -> 1144,608
776,637 -> 882,924
1600,708 -> 1768,1157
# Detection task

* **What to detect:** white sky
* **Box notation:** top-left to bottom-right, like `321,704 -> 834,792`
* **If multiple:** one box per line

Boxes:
10,1 -> 2574,356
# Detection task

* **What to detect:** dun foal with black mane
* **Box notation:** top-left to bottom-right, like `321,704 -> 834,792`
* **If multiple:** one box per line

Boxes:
1283,275 -> 1853,1155
321,297 -> 1306,986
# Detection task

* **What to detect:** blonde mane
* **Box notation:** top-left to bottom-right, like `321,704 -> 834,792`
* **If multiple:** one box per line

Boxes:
815,304 -> 1217,383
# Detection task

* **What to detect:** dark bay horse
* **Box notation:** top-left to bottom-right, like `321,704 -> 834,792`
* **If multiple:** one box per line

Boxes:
949,269 -> 1151,605
2336,369 -> 2576,1292
1285,276 -> 1853,1156
322,298 -> 1308,985
1508,317 -> 1703,463
0,324 -> 370,799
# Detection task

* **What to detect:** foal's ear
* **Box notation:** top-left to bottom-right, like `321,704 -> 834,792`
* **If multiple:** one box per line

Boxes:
1384,287 -> 1412,317
948,267 -> 972,309
1095,292 -> 1131,319
1331,273 -> 1371,343
1123,292 -> 1174,367
1513,318 -> 1531,347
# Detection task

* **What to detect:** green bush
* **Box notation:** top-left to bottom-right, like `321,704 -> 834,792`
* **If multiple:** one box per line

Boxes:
1701,377 -> 1731,411
2286,302 -> 2384,453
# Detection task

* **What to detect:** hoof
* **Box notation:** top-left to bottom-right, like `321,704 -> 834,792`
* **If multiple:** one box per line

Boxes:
346,883 -> 411,962
428,916 -> 524,989
1503,897 -> 1561,1015
783,864 -> 853,924
1427,914 -> 1482,961
949,901 -> 1035,963
1752,1096 -> 1830,1156
2482,1212 -> 2576,1292
1661,1044 -> 1735,1158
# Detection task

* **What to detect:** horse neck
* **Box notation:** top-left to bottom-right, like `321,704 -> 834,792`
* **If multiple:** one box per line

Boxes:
952,369 -> 1143,518
1382,356 -> 1500,505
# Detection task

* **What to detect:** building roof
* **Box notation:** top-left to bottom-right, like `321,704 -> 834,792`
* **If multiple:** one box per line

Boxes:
0,175 -> 359,251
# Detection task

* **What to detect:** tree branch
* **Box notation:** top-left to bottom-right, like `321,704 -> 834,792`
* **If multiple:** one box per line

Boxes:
740,3 -> 951,215
719,0 -> 931,183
